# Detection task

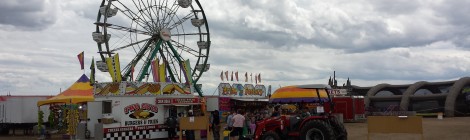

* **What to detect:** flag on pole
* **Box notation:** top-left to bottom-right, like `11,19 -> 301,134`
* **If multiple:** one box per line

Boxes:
130,63 -> 135,81
106,53 -> 122,82
151,59 -> 160,82
258,73 -> 261,83
77,51 -> 84,70
250,73 -> 253,83
181,59 -> 193,84
225,71 -> 229,81
89,57 -> 95,85
245,72 -> 248,82
231,71 -> 234,81
159,62 -> 166,82
255,73 -> 258,84
220,71 -> 224,81
235,71 -> 239,82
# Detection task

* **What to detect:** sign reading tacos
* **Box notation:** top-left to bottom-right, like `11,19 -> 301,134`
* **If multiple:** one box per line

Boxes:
123,103 -> 159,126
218,83 -> 267,98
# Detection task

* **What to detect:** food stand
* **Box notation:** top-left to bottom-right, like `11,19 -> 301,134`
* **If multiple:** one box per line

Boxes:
87,81 -> 203,140
206,83 -> 270,120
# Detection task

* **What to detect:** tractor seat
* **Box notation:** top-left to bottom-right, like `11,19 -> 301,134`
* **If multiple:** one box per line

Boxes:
289,116 -> 301,130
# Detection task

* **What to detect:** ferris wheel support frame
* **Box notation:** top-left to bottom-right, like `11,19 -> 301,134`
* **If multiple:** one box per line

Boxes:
137,39 -> 163,81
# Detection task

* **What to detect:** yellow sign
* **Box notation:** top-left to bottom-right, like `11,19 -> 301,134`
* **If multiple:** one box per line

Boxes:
367,116 -> 423,140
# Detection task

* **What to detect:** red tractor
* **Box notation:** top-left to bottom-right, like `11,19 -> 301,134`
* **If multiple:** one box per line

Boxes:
252,84 -> 347,140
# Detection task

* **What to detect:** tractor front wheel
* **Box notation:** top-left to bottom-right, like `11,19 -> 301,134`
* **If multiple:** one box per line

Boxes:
300,120 -> 335,140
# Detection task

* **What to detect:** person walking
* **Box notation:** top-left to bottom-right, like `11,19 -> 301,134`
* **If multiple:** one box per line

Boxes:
176,113 -> 183,139
226,111 -> 235,130
165,116 -> 177,140
230,109 -> 245,140
211,110 -> 221,140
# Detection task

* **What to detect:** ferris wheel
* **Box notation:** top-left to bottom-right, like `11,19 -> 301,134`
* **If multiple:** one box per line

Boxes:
92,0 -> 210,95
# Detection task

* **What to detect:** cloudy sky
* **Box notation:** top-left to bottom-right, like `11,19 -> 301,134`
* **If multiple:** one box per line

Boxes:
1,0 -> 469,96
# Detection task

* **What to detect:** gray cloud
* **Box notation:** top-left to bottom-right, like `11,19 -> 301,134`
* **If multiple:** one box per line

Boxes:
1,0 -> 470,95
0,0 -> 58,30
206,0 -> 470,53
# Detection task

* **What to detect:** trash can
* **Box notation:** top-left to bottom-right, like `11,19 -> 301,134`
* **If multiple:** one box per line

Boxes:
223,130 -> 230,140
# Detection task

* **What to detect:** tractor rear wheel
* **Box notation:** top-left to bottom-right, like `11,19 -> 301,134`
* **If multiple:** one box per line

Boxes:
300,120 -> 335,140
261,131 -> 281,140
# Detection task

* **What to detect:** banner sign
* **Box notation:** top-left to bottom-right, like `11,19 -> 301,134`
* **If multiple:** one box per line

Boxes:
219,97 -> 231,111
104,124 -> 164,133
122,103 -> 159,126
155,98 -> 200,104
94,82 -> 194,97
329,89 -> 348,96
218,83 -> 266,98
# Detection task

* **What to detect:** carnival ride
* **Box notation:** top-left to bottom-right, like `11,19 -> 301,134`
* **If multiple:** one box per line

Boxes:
92,0 -> 211,96
86,0 -> 212,139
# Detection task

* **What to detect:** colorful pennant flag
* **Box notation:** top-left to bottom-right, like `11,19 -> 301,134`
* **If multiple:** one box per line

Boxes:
220,71 -> 224,81
181,59 -> 193,84
165,76 -> 171,82
235,71 -> 239,82
106,53 -> 122,82
151,59 -> 160,82
130,63 -> 135,81
245,72 -> 248,82
89,57 -> 95,85
231,71 -> 234,81
159,62 -> 167,82
77,51 -> 84,70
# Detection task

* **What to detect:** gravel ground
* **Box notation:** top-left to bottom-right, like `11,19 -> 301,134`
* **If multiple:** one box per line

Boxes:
2,117 -> 470,140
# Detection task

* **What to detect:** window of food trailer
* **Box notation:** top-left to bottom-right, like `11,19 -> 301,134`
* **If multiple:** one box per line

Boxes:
102,101 -> 112,114
165,105 -> 203,117
156,98 -> 205,118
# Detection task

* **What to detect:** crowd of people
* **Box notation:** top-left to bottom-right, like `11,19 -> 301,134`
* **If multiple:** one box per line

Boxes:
164,104 -> 318,140
220,104 -> 320,140
223,105 -> 280,140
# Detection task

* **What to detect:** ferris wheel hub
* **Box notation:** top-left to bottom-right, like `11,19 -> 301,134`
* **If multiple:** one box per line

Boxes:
160,28 -> 171,41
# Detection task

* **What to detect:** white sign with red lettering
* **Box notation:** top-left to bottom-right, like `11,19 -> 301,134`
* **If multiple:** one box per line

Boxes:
329,89 -> 348,96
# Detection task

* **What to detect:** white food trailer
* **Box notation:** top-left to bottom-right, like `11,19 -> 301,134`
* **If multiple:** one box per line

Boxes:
87,81 -> 201,140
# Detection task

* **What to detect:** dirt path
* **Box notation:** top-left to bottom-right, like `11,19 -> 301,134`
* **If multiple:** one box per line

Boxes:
345,117 -> 470,140
2,117 -> 470,140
